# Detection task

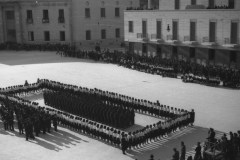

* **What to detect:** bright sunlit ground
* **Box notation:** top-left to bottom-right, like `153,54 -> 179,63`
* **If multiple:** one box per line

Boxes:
0,51 -> 239,160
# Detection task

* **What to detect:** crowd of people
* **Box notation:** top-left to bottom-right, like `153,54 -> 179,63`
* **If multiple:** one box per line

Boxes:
203,128 -> 240,160
0,42 -> 239,89
43,90 -> 135,129
0,96 -> 58,141
0,79 -> 195,154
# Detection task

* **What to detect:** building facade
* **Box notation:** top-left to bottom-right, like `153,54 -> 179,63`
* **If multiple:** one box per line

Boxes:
0,0 -> 72,44
71,0 -> 139,49
124,0 -> 240,67
0,0 -> 139,49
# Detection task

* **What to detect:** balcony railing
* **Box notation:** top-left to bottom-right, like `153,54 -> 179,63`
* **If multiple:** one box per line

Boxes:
42,18 -> 49,23
26,18 -> 33,24
58,17 -> 65,23
184,36 -> 190,41
222,38 -> 239,48
166,35 -> 173,41
137,33 -> 142,39
137,33 -> 149,39
185,5 -> 205,9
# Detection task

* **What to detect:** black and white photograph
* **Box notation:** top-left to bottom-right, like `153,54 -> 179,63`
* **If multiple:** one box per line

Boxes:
0,0 -> 239,160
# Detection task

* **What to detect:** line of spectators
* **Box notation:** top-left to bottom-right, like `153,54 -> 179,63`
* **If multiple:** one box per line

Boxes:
1,42 -> 239,88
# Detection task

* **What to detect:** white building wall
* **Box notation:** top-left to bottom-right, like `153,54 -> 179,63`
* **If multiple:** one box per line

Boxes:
158,0 -> 240,10
124,10 -> 240,45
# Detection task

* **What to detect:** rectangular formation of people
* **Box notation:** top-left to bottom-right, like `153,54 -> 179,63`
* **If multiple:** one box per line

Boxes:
0,79 -> 195,153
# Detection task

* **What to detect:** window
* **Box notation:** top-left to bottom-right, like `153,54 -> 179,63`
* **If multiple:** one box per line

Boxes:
175,0 -> 180,9
230,51 -> 237,63
173,20 -> 178,40
208,0 -> 215,8
156,20 -> 162,39
86,30 -> 91,40
27,10 -> 33,24
28,31 -> 34,41
209,21 -> 216,42
115,28 -> 120,38
129,21 -> 133,33
58,9 -> 65,23
231,22 -> 238,44
101,29 -> 106,39
208,49 -> 215,61
6,11 -> 15,20
229,0 -> 235,9
101,8 -> 105,18
190,21 -> 196,41
115,8 -> 120,17
60,31 -> 65,41
42,10 -> 49,23
191,0 -> 196,5
44,31 -> 50,41
142,20 -> 147,38
85,8 -> 90,18
27,10 -> 33,19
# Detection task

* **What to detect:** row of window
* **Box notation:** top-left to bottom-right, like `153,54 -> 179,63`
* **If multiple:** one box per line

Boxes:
27,28 -> 121,42
86,28 -> 121,40
26,9 -> 65,24
85,7 -> 120,18
128,20 -> 239,44
174,0 -> 235,9
27,31 -> 65,41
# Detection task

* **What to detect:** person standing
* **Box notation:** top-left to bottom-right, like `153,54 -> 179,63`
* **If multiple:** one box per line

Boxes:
172,148 -> 180,160
180,141 -> 186,160
194,142 -> 202,160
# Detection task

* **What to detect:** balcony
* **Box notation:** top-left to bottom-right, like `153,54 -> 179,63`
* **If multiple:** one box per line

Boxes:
137,33 -> 149,42
150,34 -> 164,43
182,36 -> 198,45
165,35 -> 180,44
222,38 -> 240,48
201,37 -> 217,46
42,18 -> 49,23
186,5 -> 206,9
26,18 -> 33,24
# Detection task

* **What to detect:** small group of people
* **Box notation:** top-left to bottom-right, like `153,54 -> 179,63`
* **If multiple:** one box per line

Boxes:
0,96 -> 58,141
203,128 -> 240,160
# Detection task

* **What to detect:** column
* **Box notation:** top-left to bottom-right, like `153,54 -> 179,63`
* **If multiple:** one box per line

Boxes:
148,0 -> 151,9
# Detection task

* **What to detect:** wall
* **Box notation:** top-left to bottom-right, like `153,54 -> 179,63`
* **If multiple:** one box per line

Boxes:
124,10 -> 240,46
72,0 -> 139,48
158,0 -> 239,10
0,7 -> 4,43
20,0 -> 71,44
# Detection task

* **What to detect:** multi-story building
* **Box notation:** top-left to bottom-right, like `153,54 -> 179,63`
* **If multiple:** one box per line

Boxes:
0,0 -> 139,49
71,0 -> 139,49
124,0 -> 240,67
0,0 -> 72,44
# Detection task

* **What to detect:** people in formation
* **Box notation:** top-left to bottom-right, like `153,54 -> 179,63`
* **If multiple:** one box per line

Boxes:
0,96 -> 57,141
0,79 -> 195,153
0,42 -> 239,88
